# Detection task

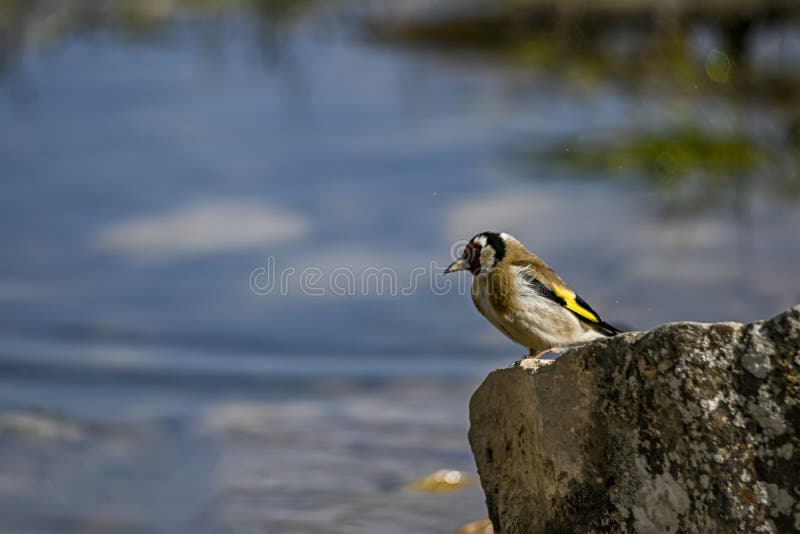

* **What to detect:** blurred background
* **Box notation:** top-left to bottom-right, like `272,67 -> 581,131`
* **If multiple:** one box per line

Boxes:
0,0 -> 799,532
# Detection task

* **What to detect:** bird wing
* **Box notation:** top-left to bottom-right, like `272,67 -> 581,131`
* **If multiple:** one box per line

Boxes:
516,267 -> 621,336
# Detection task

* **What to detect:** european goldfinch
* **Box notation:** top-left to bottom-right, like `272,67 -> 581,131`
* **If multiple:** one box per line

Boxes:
445,231 -> 621,358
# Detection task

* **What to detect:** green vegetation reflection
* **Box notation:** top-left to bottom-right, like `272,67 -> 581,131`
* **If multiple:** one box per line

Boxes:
526,128 -> 800,213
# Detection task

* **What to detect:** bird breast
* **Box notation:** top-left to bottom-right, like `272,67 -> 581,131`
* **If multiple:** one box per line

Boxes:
471,267 -> 601,353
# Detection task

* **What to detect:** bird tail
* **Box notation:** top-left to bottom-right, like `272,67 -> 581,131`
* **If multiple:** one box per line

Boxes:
595,320 -> 622,337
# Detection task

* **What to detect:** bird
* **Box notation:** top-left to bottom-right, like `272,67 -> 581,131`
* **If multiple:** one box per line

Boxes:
444,231 -> 621,358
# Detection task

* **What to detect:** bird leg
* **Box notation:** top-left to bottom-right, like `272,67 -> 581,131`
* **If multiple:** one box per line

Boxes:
512,348 -> 551,367
526,348 -> 553,359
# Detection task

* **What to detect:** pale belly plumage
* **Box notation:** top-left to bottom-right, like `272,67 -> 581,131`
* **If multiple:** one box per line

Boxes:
471,274 -> 605,355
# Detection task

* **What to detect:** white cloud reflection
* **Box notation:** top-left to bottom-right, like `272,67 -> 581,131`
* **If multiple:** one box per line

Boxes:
95,200 -> 311,260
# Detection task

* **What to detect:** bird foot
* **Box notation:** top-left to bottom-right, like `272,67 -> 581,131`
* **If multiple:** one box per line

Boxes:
516,358 -> 556,371
512,348 -> 566,369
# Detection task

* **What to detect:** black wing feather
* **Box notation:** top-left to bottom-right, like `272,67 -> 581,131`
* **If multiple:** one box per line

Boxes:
573,293 -> 622,335
519,271 -> 622,337
519,271 -> 566,305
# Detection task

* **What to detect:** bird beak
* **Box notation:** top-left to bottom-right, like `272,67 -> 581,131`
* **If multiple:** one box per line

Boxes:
444,258 -> 469,274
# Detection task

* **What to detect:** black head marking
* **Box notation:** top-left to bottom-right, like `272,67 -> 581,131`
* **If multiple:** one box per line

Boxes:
482,232 -> 506,264
468,231 -> 506,269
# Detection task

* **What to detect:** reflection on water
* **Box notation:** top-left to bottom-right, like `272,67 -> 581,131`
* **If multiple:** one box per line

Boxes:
0,378 -> 486,533
369,0 -> 800,207
529,126 -> 799,216
1,0 -> 799,532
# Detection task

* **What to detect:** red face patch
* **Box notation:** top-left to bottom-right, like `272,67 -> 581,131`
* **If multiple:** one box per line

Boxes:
464,242 -> 483,274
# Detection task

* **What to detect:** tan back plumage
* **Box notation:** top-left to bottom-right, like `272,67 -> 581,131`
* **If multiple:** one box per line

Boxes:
472,237 -> 563,315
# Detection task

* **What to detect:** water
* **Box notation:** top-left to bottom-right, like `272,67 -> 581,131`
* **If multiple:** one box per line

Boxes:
0,2 -> 799,532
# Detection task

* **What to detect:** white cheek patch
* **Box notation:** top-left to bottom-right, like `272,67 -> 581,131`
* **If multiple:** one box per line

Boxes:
473,235 -> 488,247
480,244 -> 496,268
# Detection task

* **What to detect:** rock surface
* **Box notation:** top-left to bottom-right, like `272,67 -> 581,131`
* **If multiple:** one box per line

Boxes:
468,306 -> 800,533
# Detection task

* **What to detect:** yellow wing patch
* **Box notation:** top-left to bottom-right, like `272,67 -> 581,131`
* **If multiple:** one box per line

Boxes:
552,284 -> 600,324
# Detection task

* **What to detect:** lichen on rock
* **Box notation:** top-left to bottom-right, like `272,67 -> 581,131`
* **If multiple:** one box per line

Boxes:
468,306 -> 800,533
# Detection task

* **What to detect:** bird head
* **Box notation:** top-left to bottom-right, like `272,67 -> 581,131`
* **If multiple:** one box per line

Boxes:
445,231 -> 508,275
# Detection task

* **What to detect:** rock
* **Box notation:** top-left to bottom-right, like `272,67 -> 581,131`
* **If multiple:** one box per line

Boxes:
468,306 -> 800,533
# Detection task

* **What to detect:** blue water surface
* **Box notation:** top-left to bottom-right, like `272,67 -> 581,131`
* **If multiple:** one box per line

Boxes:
0,3 -> 798,532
